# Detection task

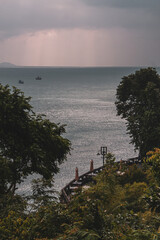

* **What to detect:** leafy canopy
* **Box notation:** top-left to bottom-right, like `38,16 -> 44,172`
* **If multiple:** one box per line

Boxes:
2,151 -> 160,239
115,67 -> 160,157
0,84 -> 71,195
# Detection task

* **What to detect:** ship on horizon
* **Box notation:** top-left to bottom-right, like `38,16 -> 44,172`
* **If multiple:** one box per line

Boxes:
35,76 -> 42,80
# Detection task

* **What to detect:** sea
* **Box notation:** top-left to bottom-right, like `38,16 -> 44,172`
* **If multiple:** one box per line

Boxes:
0,66 -> 160,194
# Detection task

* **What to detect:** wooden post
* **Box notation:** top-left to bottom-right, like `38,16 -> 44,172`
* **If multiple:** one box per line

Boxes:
75,167 -> 79,181
90,159 -> 94,171
119,159 -> 123,170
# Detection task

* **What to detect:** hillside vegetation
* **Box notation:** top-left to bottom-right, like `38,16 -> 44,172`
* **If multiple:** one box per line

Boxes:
1,152 -> 160,239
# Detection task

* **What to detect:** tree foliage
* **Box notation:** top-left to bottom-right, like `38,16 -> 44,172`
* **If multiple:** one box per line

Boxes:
2,77 -> 160,239
0,84 -> 71,195
115,67 -> 160,157
2,151 -> 160,239
147,148 -> 160,184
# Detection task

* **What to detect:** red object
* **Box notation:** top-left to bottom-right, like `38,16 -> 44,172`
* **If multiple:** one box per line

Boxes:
90,159 -> 94,171
75,167 -> 79,181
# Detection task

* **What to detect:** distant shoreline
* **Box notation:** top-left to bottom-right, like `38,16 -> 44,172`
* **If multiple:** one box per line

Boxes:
0,62 -> 159,69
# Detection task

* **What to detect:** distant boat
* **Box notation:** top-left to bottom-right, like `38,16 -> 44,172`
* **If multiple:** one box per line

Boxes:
35,76 -> 42,80
18,80 -> 24,84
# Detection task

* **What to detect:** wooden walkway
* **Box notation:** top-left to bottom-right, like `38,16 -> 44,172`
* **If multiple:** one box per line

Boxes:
60,157 -> 141,204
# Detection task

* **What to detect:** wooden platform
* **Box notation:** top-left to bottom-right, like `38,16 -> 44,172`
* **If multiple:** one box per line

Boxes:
60,157 -> 141,204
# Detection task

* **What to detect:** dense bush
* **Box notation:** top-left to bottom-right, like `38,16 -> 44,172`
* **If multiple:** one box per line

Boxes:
1,152 -> 160,239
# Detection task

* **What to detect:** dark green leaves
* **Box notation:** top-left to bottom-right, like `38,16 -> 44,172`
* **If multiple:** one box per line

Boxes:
115,67 -> 160,157
0,84 -> 71,195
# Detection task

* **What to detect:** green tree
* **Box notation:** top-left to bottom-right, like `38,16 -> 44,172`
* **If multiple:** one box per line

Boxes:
115,67 -> 160,158
0,84 -> 71,195
147,148 -> 160,186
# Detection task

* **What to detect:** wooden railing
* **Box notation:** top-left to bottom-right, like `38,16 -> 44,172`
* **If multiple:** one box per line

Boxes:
60,157 -> 141,204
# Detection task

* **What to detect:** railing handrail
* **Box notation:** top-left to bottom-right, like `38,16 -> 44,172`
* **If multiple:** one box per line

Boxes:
60,156 -> 140,203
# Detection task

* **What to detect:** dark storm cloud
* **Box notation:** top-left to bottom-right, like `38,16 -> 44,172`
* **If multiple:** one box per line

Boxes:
0,0 -> 77,39
81,0 -> 160,27
0,0 -> 159,40
81,0 -> 160,9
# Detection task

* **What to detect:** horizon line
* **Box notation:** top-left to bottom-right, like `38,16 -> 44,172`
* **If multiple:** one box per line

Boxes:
0,62 -> 159,68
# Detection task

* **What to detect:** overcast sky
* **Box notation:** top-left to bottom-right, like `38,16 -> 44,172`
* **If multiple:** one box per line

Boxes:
0,0 -> 160,66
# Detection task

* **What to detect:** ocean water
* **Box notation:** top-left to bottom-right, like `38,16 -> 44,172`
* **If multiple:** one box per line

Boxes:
0,66 -> 159,193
